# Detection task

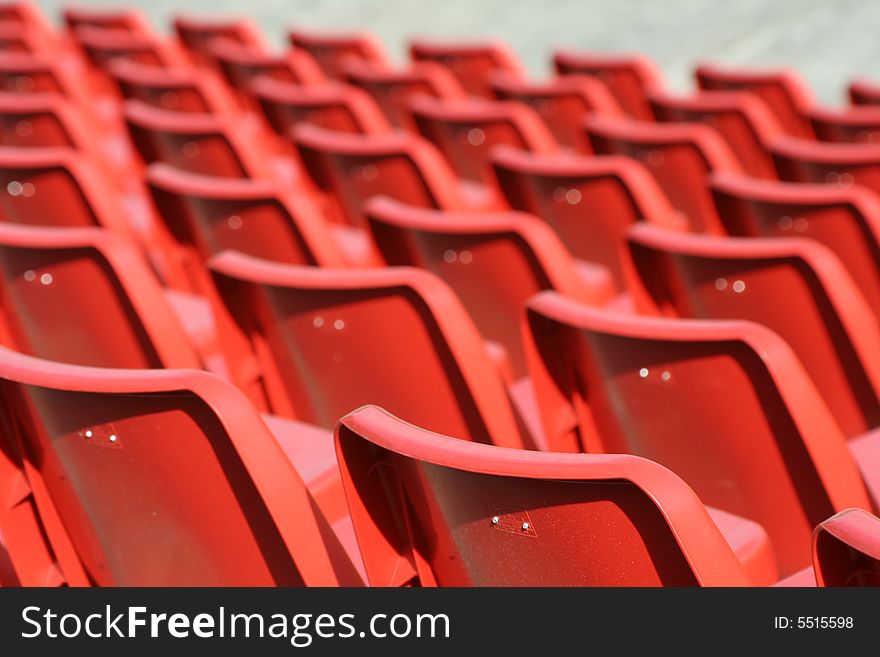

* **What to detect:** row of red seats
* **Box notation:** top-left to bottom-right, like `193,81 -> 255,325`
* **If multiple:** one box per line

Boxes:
0,1 -> 877,587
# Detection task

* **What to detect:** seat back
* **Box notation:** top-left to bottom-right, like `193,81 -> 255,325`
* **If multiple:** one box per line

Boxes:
336,405 -> 752,586
586,115 -> 741,234
208,252 -> 525,449
849,78 -> 880,107
813,509 -> 880,586
624,223 -> 880,439
173,14 -> 265,63
809,105 -> 880,143
108,59 -> 232,114
524,292 -> 870,576
409,39 -> 526,98
288,29 -> 391,79
63,6 -> 152,34
770,136 -> 880,197
0,92 -> 93,150
73,26 -> 175,72
207,38 -> 325,95
0,52 -> 78,97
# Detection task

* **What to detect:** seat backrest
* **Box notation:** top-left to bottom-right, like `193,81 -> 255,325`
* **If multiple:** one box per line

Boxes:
410,95 -> 558,186
0,91 -> 94,150
290,123 -> 463,227
770,136 -> 880,197
63,6 -> 152,34
491,74 -> 622,153
586,115 -> 741,234
0,1 -> 53,37
0,345 -> 353,586
409,39 -> 526,98
0,223 -> 199,368
0,52 -> 79,98
288,28 -> 391,79
207,38 -> 325,94
490,147 -> 680,289
108,59 -> 232,114
813,508 -> 880,586
709,171 -> 880,317
849,78 -> 880,107
342,59 -> 467,130
173,14 -> 265,63
72,26 -> 176,72
695,63 -> 814,138
146,162 -> 344,267
365,196 -> 598,376
0,20 -> 48,53
649,90 -> 782,179
123,99 -> 268,178
207,251 -> 525,449
252,77 -> 390,136
808,105 -> 880,144
554,50 -> 664,121
524,292 -> 871,576
336,405 -> 753,586
624,223 -> 880,439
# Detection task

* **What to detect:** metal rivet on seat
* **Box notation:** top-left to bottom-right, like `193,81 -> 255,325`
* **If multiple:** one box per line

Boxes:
491,516 -> 499,524
521,522 -> 530,530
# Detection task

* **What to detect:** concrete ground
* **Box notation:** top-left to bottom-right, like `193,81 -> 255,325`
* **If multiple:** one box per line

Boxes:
34,0 -> 880,103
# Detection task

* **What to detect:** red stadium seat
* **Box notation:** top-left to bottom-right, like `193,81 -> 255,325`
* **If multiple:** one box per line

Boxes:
554,50 -> 663,121
288,28 -> 391,79
0,1 -> 53,39
173,14 -> 266,64
290,123 -> 472,227
409,39 -> 526,98
695,62 -> 814,139
490,147 -> 682,292
207,252 -> 530,449
0,91 -> 95,150
624,223 -> 880,441
490,74 -> 623,153
71,25 -> 187,73
586,115 -> 741,234
849,78 -> 880,107
123,99 -> 273,178
63,5 -> 153,34
336,405 -> 771,586
0,51 -> 82,99
0,345 -> 360,586
770,136 -> 880,196
253,77 -> 391,136
0,20 -> 50,53
808,105 -> 880,143
409,95 -> 558,192
0,223 -> 199,368
524,292 -> 872,576
364,197 -> 611,376
709,172 -> 880,317
649,90 -> 783,179
813,508 -> 880,586
341,59 -> 467,130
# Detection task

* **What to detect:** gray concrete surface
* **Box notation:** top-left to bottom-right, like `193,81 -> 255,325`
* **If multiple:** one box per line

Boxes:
34,0 -> 880,103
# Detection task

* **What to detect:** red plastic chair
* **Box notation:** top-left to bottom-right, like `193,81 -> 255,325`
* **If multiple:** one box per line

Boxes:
490,74 -> 623,153
173,14 -> 266,65
290,123 -> 470,228
0,223 -> 199,369
0,20 -> 49,53
207,252 -> 528,449
146,162 -> 345,270
288,28 -> 391,79
813,509 -> 880,586
849,78 -> 880,107
72,26 -> 186,73
0,345 -> 359,586
490,147 -> 681,291
364,197 -> 609,376
709,172 -> 880,317
649,90 -> 783,179
0,1 -> 53,38
808,105 -> 880,143
586,115 -> 741,234
0,91 -> 96,151
0,52 -> 82,99
409,39 -> 527,98
554,51 -> 663,121
341,59 -> 467,130
524,291 -> 872,576
770,136 -> 880,197
253,77 -> 391,137
63,5 -> 153,35
336,405 -> 774,586
624,223 -> 880,440
123,99 -> 272,178
695,63 -> 814,139
410,95 -> 558,191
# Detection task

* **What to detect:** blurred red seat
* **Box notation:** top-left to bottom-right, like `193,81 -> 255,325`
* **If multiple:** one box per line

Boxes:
491,147 -> 681,292
336,405 -> 772,586
63,5 -> 153,34
0,20 -> 49,53
695,62 -> 814,138
770,136 -> 880,196
72,25 -> 187,73
624,223 -> 880,441
409,39 -> 526,98
0,345 -> 360,586
173,14 -> 266,65
709,172 -> 880,317
649,90 -> 782,179
341,59 -> 467,130
365,197 -> 611,377
0,1 -> 53,39
586,115 -> 741,234
813,508 -> 880,586
207,252 -> 530,449
554,51 -> 663,121
524,292 -> 872,576
808,105 -> 880,143
0,51 -> 82,99
490,74 -> 623,153
288,28 -> 391,79
849,78 -> 880,107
